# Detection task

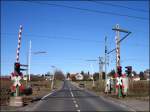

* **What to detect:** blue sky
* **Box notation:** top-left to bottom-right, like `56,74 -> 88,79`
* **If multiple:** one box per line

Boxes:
1,1 -> 149,75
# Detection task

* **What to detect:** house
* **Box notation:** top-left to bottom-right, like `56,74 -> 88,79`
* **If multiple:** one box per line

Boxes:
45,75 -> 53,80
75,73 -> 83,80
132,76 -> 140,81
90,75 -> 93,80
70,74 -> 76,81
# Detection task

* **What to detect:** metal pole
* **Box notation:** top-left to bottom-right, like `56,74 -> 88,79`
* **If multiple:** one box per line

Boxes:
99,57 -> 102,91
51,74 -> 54,90
51,66 -> 56,90
28,40 -> 31,81
99,57 -> 103,81
90,63 -> 95,87
99,56 -> 101,83
26,54 -> 28,86
105,36 -> 107,82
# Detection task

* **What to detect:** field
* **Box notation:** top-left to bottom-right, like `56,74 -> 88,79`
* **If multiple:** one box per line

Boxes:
128,80 -> 149,97
0,79 -> 12,106
74,80 -> 149,99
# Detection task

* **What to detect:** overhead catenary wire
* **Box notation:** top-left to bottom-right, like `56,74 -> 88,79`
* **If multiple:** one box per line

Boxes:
1,33 -> 148,47
1,33 -> 104,44
89,1 -> 149,13
23,1 -> 148,21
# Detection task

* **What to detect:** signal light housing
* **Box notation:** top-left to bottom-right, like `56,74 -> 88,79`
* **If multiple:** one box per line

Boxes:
117,66 -> 122,77
14,62 -> 20,74
125,66 -> 132,76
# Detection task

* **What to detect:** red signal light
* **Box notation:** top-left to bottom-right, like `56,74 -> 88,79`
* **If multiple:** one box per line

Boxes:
15,63 -> 20,67
14,62 -> 20,73
117,66 -> 122,70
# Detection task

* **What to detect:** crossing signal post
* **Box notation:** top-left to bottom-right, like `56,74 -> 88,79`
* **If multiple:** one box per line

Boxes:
13,62 -> 24,97
115,66 -> 129,98
117,66 -> 122,77
117,66 -> 122,97
115,66 -> 123,98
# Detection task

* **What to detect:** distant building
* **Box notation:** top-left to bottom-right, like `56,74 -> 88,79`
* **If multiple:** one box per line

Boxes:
132,76 -> 140,81
45,75 -> 53,80
75,73 -> 83,80
89,75 -> 93,80
70,74 -> 76,81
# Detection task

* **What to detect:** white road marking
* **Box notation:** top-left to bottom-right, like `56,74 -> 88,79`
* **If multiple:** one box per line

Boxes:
69,86 -> 80,111
72,97 -> 75,100
71,91 -> 74,97
73,100 -> 76,104
75,104 -> 79,108
41,89 -> 60,100
41,92 -> 52,100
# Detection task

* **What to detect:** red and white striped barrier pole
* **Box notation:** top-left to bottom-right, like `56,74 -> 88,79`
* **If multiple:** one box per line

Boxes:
16,25 -> 23,63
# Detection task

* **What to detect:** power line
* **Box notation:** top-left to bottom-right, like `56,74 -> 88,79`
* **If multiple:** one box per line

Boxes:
23,1 -> 148,21
121,58 -> 148,61
1,33 -> 104,44
107,48 -> 116,54
89,1 -> 149,13
2,33 -> 148,47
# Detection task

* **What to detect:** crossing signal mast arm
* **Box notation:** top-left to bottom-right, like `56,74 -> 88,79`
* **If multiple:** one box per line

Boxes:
32,51 -> 47,55
107,48 -> 116,54
107,29 -> 131,55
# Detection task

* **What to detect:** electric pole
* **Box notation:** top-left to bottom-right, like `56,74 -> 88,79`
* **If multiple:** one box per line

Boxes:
90,63 -> 95,87
112,24 -> 131,72
51,66 -> 56,90
28,40 -> 31,81
99,57 -> 101,82
105,36 -> 107,82
99,57 -> 104,81
98,56 -> 104,92
115,24 -> 120,72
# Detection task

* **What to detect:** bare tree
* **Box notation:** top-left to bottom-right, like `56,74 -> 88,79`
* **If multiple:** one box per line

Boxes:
54,70 -> 65,80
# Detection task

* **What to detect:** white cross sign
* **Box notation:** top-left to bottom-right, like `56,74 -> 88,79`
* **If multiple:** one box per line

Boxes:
116,77 -> 122,85
11,76 -> 21,87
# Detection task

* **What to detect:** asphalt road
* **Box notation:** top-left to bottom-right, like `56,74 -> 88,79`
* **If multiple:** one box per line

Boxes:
29,80 -> 133,111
